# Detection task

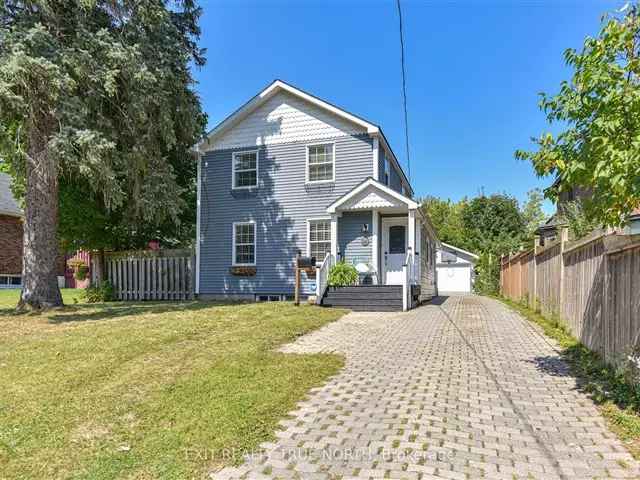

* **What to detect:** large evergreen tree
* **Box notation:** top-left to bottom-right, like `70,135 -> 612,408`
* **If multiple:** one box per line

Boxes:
0,1 -> 207,309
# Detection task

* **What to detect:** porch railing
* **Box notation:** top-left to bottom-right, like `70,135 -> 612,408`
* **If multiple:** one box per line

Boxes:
402,250 -> 415,311
316,253 -> 334,305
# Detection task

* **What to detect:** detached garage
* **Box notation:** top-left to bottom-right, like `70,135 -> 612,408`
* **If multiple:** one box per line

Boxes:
436,242 -> 478,294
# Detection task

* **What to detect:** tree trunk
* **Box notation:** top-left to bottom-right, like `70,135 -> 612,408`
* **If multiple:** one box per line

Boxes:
18,115 -> 63,310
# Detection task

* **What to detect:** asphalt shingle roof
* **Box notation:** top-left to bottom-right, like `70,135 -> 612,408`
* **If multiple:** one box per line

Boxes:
0,172 -> 23,217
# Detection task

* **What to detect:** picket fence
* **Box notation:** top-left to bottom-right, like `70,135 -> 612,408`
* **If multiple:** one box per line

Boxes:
100,249 -> 195,301
501,230 -> 640,365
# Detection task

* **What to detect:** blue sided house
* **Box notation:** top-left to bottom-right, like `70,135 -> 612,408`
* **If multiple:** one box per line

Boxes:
195,80 -> 439,311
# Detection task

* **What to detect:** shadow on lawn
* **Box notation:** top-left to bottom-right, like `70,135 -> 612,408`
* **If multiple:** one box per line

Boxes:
46,300 -> 240,324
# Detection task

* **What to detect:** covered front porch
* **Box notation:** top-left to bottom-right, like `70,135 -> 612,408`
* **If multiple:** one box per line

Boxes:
315,178 -> 426,311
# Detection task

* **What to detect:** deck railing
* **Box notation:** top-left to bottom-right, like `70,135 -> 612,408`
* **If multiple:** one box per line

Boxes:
315,253 -> 334,305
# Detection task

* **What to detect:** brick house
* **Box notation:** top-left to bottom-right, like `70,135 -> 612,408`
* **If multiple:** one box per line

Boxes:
0,172 -> 66,289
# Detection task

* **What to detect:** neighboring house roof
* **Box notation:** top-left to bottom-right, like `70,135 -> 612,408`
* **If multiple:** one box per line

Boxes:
0,172 -> 22,217
198,79 -> 414,196
439,242 -> 479,261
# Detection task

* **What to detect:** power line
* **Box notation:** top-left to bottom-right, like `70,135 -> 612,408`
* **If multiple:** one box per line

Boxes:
396,0 -> 411,182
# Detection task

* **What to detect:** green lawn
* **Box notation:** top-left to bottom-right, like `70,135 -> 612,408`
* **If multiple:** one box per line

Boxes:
0,288 -> 86,309
0,290 -> 346,479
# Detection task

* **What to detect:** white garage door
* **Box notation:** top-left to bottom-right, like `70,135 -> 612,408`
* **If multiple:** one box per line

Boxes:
437,265 -> 471,293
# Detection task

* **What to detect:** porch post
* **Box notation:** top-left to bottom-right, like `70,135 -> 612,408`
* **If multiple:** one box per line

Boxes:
330,214 -> 338,260
408,209 -> 416,255
371,210 -> 379,284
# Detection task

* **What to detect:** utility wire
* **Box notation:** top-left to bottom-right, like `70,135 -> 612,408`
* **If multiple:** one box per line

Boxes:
396,0 -> 411,182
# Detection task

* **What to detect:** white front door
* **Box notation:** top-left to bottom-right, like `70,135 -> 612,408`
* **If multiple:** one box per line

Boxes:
382,218 -> 407,285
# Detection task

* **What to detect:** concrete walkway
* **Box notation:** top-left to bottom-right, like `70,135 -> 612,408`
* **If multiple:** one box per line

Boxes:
213,295 -> 640,480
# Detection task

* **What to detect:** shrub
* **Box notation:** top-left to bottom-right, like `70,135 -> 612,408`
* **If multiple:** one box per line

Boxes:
83,281 -> 115,303
328,262 -> 359,287
74,264 -> 89,281
473,252 -> 500,295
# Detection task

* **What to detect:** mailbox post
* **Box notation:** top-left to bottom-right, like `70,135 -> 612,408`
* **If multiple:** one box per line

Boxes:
294,252 -> 316,306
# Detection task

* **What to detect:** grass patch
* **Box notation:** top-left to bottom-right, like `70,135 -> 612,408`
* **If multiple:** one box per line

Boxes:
0,288 -> 86,310
496,296 -> 640,459
0,295 -> 346,479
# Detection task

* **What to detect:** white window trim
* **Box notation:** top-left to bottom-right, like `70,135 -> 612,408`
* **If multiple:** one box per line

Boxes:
231,150 -> 259,190
0,274 -> 22,288
305,142 -> 335,184
306,217 -> 332,265
232,220 -> 257,266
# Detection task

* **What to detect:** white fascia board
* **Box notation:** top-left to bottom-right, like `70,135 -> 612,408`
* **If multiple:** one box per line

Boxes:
441,242 -> 479,259
198,80 -> 379,152
327,178 -> 418,213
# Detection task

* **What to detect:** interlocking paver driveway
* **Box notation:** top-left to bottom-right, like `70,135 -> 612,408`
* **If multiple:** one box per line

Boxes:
213,295 -> 640,480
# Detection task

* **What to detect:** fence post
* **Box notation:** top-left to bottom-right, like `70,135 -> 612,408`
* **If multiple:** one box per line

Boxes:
558,226 -> 569,318
499,254 -> 504,295
532,236 -> 540,310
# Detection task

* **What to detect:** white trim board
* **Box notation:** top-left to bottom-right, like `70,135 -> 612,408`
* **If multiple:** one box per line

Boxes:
327,178 -> 419,214
440,242 -> 479,260
196,153 -> 202,294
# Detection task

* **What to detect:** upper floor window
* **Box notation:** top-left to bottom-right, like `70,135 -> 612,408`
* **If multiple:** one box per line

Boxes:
232,151 -> 258,189
308,219 -> 331,261
233,221 -> 256,265
307,144 -> 334,183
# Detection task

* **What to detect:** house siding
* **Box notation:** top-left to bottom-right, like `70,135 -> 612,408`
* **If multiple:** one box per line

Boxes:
338,211 -> 373,265
211,90 -> 367,150
199,133 -> 374,297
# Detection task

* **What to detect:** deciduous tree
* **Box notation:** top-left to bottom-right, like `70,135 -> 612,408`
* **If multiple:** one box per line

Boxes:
516,4 -> 640,227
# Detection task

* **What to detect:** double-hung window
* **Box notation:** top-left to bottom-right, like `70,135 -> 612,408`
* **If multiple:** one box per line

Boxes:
308,219 -> 331,262
233,222 -> 256,265
232,151 -> 258,189
307,144 -> 334,183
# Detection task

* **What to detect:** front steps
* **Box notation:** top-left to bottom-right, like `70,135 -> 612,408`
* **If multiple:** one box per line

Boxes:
320,285 -> 404,311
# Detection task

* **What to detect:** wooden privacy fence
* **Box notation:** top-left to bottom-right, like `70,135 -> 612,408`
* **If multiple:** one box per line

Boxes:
99,249 -> 195,301
501,231 -> 640,365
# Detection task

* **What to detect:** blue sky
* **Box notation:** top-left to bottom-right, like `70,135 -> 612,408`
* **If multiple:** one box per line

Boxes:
194,0 -> 621,214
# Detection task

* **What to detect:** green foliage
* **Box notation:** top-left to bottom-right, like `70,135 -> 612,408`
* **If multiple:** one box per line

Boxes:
328,262 -> 359,287
83,281 -> 114,303
516,5 -> 640,227
562,200 -> 601,240
421,193 -> 535,294
73,264 -> 89,281
0,1 -> 207,251
420,196 -> 467,248
462,194 -> 526,256
521,188 -> 547,243
474,252 -> 501,295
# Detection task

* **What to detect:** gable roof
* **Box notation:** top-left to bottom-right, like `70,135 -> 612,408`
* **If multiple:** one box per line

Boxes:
326,177 -> 418,214
0,172 -> 22,217
198,79 -> 413,195
440,242 -> 479,260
